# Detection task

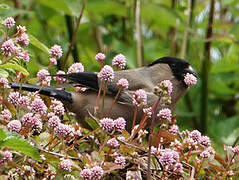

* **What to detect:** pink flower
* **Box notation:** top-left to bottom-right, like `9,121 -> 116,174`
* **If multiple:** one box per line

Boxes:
0,109 -> 12,121
184,73 -> 197,86
1,39 -> 16,56
18,96 -> 30,106
200,136 -> 211,147
53,70 -> 66,83
54,123 -> 72,138
132,89 -> 147,107
91,166 -> 104,180
169,125 -> 179,136
157,108 -> 172,122
200,150 -> 210,158
97,65 -> 114,82
173,162 -> 183,173
80,168 -> 92,179
114,117 -> 126,132
231,146 -> 239,154
50,100 -> 65,116
18,51 -> 30,62
95,53 -> 106,62
107,138 -> 120,148
112,54 -> 126,69
30,98 -> 47,116
21,113 -> 41,128
159,80 -> 173,95
2,151 -> 13,161
48,115 -> 61,128
50,58 -> 57,65
143,107 -> 152,117
50,45 -> 62,59
37,69 -> 51,86
159,149 -> 179,167
59,159 -> 72,172
3,17 -> 15,28
16,33 -> 29,47
0,77 -> 10,88
190,130 -> 201,143
99,118 -> 114,132
8,92 -> 20,106
7,120 -> 21,133
117,78 -> 129,89
67,63 -> 84,73
114,156 -> 126,168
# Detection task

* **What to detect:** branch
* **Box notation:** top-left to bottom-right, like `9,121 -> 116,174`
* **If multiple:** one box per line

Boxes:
200,0 -> 215,133
61,0 -> 86,69
65,15 -> 79,63
135,0 -> 143,67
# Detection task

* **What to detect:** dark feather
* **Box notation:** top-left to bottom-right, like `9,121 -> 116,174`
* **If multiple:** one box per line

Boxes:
52,72 -> 99,90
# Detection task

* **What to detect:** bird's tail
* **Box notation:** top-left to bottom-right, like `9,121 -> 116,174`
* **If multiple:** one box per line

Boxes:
9,83 -> 73,103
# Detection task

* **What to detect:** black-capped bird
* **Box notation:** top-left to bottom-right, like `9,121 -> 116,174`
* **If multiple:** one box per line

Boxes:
10,57 -> 196,132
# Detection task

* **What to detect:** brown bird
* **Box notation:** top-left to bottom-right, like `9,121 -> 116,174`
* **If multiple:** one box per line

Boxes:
10,57 -> 196,132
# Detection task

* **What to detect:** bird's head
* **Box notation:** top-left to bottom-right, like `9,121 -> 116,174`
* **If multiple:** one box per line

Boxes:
148,56 -> 197,87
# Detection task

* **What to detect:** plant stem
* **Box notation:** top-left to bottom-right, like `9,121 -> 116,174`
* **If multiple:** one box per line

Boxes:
95,81 -> 103,115
132,106 -> 138,132
100,82 -> 107,118
61,0 -> 86,69
200,0 -> 215,133
106,87 -> 122,116
147,98 -> 160,180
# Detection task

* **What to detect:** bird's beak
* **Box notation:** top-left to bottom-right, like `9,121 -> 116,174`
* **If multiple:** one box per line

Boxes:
185,65 -> 197,78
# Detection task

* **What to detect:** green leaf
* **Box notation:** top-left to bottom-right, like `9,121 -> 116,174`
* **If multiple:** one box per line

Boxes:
29,34 -> 49,54
0,63 -> 29,76
85,118 -> 99,130
87,1 -> 127,17
211,63 -> 238,73
37,0 -> 72,16
0,69 -> 9,78
64,0 -> 82,17
0,129 -> 41,161
0,128 -> 6,141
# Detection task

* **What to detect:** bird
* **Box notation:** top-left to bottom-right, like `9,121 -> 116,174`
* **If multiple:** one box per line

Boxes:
9,56 -> 196,132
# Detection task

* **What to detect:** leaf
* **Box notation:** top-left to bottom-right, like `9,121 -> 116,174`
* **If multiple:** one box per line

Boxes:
0,63 -> 29,76
29,34 -> 49,54
0,69 -> 9,78
87,1 -> 127,17
214,154 -> 227,167
64,0 -> 82,17
0,129 -> 41,161
85,118 -> 99,130
211,63 -> 238,73
2,99 -> 16,116
37,0 -> 72,16
0,128 -> 6,141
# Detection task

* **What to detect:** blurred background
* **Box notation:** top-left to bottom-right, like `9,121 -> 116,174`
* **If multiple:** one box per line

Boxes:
1,0 -> 239,150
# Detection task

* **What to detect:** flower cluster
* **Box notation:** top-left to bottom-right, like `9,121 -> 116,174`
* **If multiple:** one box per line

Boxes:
112,54 -> 126,69
95,52 -> 106,62
99,117 -> 126,133
1,17 -> 30,62
67,62 -> 84,73
132,89 -> 147,107
97,65 -> 114,82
